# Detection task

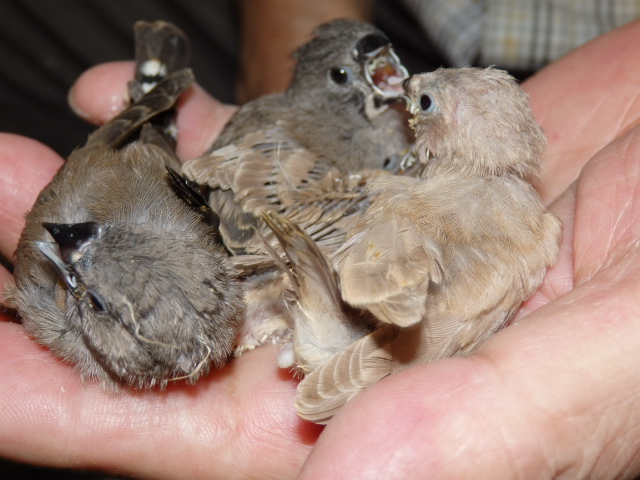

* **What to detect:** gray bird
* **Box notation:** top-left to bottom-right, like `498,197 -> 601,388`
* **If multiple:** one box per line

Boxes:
5,21 -> 243,390
182,18 -> 410,257
291,67 -> 562,423
182,19 -> 410,354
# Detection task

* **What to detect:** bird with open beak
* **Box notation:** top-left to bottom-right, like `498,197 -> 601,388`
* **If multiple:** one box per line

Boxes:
182,19 -> 411,354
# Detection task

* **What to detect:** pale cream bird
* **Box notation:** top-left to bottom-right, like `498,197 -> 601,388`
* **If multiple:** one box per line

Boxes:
293,67 -> 562,423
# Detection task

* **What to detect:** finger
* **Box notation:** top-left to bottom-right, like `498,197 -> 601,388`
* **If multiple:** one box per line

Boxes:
572,122 -> 640,285
523,19 -> 640,204
0,324 -> 317,478
67,61 -> 134,125
69,62 -> 237,160
0,134 -> 63,263
173,83 -> 237,160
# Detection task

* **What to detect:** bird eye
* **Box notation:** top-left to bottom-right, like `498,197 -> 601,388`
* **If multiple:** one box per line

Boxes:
330,67 -> 353,85
86,289 -> 108,314
420,94 -> 434,112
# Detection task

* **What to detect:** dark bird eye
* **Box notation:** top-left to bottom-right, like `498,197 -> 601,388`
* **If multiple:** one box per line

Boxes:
86,289 -> 108,314
420,94 -> 434,112
330,67 -> 352,85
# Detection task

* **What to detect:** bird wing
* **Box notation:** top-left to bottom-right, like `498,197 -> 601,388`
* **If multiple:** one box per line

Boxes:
182,125 -> 334,254
333,179 -> 445,328
184,126 -> 391,257
182,125 -> 324,209
334,199 -> 443,327
272,168 -> 391,253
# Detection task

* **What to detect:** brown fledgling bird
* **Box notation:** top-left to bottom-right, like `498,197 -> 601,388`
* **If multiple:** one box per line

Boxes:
182,19 -> 410,354
293,67 -> 562,423
5,21 -> 242,390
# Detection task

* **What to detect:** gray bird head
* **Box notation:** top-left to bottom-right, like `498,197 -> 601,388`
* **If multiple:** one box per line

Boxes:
287,19 -> 408,119
403,67 -> 546,178
37,220 -> 242,389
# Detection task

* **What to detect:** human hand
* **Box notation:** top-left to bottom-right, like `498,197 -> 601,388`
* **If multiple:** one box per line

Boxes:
3,18 -> 640,479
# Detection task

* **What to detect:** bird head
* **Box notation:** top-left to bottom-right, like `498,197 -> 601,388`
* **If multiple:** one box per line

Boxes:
37,221 -> 241,389
403,67 -> 546,178
288,19 -> 408,119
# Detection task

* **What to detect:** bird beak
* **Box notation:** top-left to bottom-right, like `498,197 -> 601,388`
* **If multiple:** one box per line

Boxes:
42,222 -> 100,265
400,91 -> 419,115
399,76 -> 420,115
363,45 -> 409,100
36,240 -> 80,291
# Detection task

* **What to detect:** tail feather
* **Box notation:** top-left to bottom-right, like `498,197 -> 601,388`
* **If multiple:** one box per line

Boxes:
86,69 -> 194,149
125,20 -> 191,152
129,20 -> 190,101
295,325 -> 399,424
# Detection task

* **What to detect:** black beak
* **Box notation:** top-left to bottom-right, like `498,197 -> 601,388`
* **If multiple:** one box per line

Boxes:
355,33 -> 390,62
42,222 -> 100,264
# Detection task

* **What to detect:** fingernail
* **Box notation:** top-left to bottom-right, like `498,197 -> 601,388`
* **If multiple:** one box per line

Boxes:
67,82 -> 93,122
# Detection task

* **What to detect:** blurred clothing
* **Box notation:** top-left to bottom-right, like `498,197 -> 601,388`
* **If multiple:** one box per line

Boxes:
403,0 -> 640,69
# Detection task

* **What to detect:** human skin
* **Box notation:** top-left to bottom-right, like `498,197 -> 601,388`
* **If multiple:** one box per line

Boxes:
2,19 -> 640,479
235,0 -> 373,103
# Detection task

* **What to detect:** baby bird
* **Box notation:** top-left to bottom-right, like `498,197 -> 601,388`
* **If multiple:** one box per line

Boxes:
294,67 -> 562,423
183,19 -> 410,355
5,21 -> 242,390
182,18 -> 410,256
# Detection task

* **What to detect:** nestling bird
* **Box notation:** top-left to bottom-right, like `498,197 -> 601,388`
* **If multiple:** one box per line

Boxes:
5,21 -> 243,390
182,18 -> 410,256
293,67 -> 562,423
182,19 -> 410,354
